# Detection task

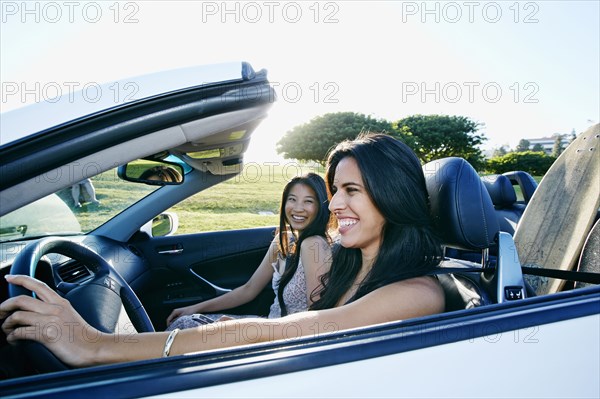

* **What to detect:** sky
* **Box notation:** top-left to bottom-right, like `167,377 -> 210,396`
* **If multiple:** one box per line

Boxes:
1,0 -> 599,161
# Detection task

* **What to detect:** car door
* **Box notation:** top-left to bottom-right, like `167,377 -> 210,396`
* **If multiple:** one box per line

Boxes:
129,226 -> 276,330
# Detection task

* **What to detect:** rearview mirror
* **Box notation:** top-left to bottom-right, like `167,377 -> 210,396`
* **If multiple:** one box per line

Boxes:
118,159 -> 184,185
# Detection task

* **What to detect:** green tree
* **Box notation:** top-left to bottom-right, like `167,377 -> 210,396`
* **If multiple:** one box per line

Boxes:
552,134 -> 565,157
394,114 -> 486,169
516,139 -> 531,152
492,145 -> 508,157
532,143 -> 545,152
486,151 -> 555,175
569,128 -> 577,143
276,112 -> 394,164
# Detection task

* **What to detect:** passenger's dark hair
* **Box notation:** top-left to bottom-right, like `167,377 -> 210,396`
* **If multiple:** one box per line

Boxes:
277,173 -> 331,316
310,133 -> 442,310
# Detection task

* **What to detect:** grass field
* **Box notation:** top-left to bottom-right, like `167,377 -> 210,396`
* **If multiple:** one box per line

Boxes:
81,163 -> 326,234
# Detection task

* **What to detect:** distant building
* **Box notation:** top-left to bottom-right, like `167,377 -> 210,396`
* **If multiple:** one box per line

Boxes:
526,135 -> 571,154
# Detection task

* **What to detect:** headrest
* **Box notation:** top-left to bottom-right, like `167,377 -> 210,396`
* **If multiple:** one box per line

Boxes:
502,171 -> 538,204
481,174 -> 517,208
423,157 -> 499,251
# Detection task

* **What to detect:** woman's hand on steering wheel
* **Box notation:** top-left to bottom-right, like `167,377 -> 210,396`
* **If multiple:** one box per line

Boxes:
1,274 -> 105,368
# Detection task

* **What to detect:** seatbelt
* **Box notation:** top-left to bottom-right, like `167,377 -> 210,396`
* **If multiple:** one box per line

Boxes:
429,266 -> 600,285
520,266 -> 600,285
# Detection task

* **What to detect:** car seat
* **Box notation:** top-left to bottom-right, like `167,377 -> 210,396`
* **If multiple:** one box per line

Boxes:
481,174 -> 526,235
423,157 -> 528,308
502,170 -> 538,204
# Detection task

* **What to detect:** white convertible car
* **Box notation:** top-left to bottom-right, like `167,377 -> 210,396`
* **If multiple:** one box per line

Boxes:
0,62 -> 598,398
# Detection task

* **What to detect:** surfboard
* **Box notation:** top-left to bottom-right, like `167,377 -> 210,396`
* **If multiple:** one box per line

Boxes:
514,124 -> 600,296
575,218 -> 600,289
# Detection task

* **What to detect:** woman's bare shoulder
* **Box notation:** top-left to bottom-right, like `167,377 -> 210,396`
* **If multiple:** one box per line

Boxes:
398,275 -> 444,291
392,276 -> 445,312
307,276 -> 444,332
301,234 -> 330,245
357,276 -> 445,321
299,235 -> 332,271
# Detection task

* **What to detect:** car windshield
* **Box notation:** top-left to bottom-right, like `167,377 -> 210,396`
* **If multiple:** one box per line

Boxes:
0,166 -> 159,242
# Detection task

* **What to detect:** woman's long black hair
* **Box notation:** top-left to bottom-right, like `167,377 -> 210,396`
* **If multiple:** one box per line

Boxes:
277,173 -> 331,316
310,133 -> 442,310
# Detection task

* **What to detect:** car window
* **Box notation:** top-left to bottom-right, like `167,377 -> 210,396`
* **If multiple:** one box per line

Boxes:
0,167 -> 158,242
166,163 -> 323,234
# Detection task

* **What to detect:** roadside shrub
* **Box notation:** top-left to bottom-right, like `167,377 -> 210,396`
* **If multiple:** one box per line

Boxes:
485,151 -> 555,175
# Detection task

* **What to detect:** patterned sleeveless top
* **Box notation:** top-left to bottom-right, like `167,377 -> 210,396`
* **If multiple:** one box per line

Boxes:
268,255 -> 308,318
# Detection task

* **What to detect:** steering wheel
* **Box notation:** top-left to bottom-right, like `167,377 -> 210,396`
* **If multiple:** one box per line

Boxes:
8,237 -> 155,373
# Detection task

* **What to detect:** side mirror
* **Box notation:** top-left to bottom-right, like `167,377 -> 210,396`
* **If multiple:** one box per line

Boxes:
141,212 -> 179,237
118,159 -> 184,185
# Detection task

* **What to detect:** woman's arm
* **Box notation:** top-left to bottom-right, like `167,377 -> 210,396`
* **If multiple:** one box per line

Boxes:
166,276 -> 445,360
298,235 -> 332,304
1,274 -> 444,367
166,238 -> 279,324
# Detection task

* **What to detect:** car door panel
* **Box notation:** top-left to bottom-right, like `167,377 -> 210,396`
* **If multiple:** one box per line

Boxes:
129,227 -> 275,330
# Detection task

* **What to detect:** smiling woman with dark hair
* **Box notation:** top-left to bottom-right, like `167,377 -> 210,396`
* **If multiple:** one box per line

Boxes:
166,172 -> 332,329
0,133 -> 445,366
311,133 -> 443,309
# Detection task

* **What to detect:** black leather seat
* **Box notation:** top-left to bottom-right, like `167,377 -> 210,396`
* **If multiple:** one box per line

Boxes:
423,157 -> 500,311
502,170 -> 538,204
424,157 -> 529,306
424,157 -> 499,252
481,174 -> 526,235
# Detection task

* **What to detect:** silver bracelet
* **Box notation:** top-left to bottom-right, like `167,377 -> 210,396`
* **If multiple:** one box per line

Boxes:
163,328 -> 180,357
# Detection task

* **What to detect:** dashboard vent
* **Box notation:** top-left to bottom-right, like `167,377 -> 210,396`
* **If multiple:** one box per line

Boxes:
57,261 -> 92,283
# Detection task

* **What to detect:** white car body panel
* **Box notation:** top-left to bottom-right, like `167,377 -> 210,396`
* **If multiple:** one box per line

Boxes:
151,315 -> 600,399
